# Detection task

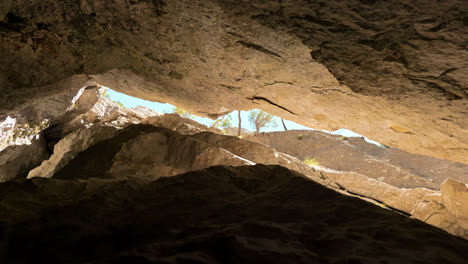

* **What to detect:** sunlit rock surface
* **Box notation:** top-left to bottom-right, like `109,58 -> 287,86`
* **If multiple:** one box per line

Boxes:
1,0 -> 468,261
19,108 -> 468,239
0,133 -> 48,182
247,130 -> 468,188
0,0 -> 467,162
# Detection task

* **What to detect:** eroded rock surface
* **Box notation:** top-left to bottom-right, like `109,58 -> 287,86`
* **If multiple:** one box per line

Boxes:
2,165 -> 468,263
247,130 -> 468,188
0,0 -> 467,162
21,116 -> 468,239
0,133 -> 48,182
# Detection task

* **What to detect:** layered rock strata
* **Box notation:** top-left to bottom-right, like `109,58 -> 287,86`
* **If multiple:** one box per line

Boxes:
0,0 -> 467,162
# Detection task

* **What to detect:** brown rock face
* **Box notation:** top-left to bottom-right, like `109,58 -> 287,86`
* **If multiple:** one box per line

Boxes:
0,133 -> 49,182
0,0 -> 467,163
247,130 -> 468,189
2,165 -> 468,263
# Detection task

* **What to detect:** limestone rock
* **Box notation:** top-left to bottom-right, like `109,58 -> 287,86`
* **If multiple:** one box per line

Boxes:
440,179 -> 468,228
151,113 -> 221,135
247,130 -> 468,189
0,133 -> 49,182
0,0 -> 467,162
109,129 -> 252,179
411,179 -> 468,238
22,119 -> 468,239
27,125 -> 120,179
321,168 -> 468,239
2,165 -> 468,263
192,131 -> 315,178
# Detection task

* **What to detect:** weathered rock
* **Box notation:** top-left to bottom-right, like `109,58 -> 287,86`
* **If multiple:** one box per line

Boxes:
0,0 -> 467,163
27,125 -> 120,179
440,179 -> 468,229
0,133 -> 49,182
318,168 -> 468,239
24,120 -> 468,239
151,113 -> 221,135
1,165 -> 468,263
192,131 -> 315,177
411,179 -> 468,238
109,129 -> 252,179
247,130 -> 468,188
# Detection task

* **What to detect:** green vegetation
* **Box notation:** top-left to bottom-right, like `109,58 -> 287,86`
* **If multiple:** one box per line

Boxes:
297,134 -> 303,140
248,109 -> 278,133
304,156 -> 321,167
211,115 -> 233,133
378,202 -> 389,209
172,107 -> 193,118
116,101 -> 125,108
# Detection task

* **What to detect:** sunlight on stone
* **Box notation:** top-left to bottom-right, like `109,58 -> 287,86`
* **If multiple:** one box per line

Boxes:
0,116 -> 49,151
105,88 -> 383,146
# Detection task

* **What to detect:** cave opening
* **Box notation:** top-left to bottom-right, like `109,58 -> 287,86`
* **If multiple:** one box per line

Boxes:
104,87 -> 383,146
1,0 -> 468,261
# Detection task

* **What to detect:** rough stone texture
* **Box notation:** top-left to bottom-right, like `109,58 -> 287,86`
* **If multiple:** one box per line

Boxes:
27,125 -> 120,179
247,130 -> 468,188
192,131 -> 311,175
23,120 -> 468,239
0,0 -> 467,163
108,128 -> 252,179
319,168 -> 468,239
0,133 -> 49,182
151,113 -> 222,135
410,179 -> 468,239
2,165 -> 468,263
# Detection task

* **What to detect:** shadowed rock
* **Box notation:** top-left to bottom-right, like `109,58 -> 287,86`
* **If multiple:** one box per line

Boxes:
2,165 -> 468,263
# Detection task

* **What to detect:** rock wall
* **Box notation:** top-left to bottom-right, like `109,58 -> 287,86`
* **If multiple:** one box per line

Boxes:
247,130 -> 468,188
0,0 -> 467,163
17,110 -> 468,239
2,165 -> 468,263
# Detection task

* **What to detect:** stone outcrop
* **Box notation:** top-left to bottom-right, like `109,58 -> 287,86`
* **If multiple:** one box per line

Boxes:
108,127 -> 252,179
0,0 -> 467,163
247,130 -> 468,189
1,0 -> 468,260
2,165 -> 468,263
21,116 -> 468,239
0,133 -> 49,182
319,168 -> 468,239
411,179 -> 468,238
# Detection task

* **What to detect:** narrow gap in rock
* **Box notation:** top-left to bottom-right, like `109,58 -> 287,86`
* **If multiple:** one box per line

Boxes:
105,88 -> 384,146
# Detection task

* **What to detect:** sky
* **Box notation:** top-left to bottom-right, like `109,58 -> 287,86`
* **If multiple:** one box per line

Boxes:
106,88 -> 382,146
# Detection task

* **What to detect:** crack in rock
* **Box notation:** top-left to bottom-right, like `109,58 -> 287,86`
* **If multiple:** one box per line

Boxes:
236,41 -> 282,58
249,96 -> 296,115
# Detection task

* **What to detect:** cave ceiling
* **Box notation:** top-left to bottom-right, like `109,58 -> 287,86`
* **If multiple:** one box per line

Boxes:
0,0 -> 467,163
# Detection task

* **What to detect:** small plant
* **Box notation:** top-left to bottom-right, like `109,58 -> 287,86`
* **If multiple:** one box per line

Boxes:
340,136 -> 347,140
116,101 -> 125,108
172,107 -> 193,118
304,156 -> 321,167
297,134 -> 303,140
378,202 -> 389,209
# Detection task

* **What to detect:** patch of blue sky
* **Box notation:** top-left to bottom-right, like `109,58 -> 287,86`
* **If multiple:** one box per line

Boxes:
106,88 -> 382,146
